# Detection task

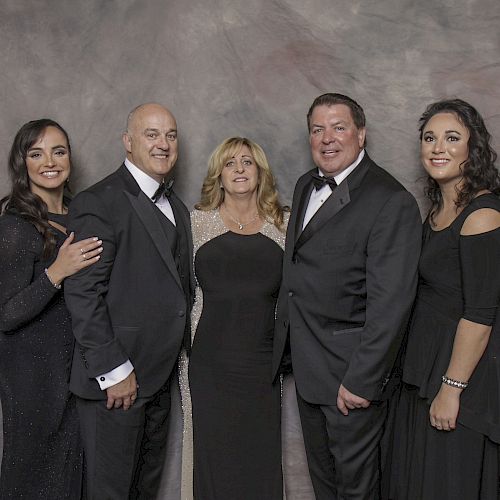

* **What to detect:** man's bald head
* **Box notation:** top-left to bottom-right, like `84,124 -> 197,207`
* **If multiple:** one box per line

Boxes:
122,103 -> 178,182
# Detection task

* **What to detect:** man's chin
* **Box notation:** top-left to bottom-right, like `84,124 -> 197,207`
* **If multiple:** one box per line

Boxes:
317,165 -> 342,177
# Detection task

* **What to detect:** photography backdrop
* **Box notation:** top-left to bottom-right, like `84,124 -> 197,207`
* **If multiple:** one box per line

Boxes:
1,0 -> 499,498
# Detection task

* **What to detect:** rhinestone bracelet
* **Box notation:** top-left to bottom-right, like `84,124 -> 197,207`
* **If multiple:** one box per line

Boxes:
44,268 -> 62,290
442,375 -> 468,389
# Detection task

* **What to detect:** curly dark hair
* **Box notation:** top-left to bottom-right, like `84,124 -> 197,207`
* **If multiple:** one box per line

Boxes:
419,99 -> 500,217
0,119 -> 72,257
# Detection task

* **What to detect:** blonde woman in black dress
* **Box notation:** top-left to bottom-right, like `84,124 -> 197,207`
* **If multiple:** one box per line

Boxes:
390,99 -> 500,499
179,137 -> 288,499
0,119 -> 101,498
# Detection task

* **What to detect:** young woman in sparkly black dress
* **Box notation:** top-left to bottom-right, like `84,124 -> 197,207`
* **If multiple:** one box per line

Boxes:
0,119 -> 101,498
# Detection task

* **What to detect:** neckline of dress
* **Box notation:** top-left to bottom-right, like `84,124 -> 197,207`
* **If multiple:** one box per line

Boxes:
427,192 -> 495,234
217,208 -> 266,236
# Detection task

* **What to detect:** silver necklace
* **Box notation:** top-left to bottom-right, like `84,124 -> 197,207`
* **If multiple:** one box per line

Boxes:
222,205 -> 259,230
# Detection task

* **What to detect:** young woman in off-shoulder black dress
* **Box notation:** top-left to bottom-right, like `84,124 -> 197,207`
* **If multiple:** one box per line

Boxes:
389,99 -> 500,499
0,119 -> 102,498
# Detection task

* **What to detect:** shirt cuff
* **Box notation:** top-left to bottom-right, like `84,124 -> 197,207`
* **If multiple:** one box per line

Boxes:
96,360 -> 134,390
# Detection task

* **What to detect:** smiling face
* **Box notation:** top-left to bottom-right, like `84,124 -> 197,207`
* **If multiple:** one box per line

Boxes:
309,104 -> 366,177
122,103 -> 178,182
421,112 -> 470,187
219,144 -> 259,199
25,126 -> 71,199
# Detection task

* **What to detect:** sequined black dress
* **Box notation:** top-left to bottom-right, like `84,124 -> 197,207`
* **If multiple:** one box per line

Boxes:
188,210 -> 284,500
0,213 -> 83,499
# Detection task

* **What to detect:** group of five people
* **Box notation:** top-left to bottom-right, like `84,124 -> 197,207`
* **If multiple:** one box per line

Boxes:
0,93 -> 499,499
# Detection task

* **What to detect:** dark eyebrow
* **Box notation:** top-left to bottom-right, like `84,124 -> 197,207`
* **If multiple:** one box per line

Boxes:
28,144 -> 67,152
311,120 -> 347,128
424,129 -> 462,135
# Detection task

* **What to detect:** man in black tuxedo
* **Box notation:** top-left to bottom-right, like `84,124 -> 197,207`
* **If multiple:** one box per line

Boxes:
65,103 -> 193,499
273,93 -> 422,499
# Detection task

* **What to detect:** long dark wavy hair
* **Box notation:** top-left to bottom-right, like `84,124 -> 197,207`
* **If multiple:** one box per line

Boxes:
0,119 -> 72,258
419,99 -> 500,218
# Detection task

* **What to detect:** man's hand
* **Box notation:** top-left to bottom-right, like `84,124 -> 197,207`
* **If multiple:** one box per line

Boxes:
337,384 -> 371,416
106,371 -> 138,410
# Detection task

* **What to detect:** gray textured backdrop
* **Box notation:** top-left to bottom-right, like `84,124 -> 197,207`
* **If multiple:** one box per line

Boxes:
1,1 -> 500,499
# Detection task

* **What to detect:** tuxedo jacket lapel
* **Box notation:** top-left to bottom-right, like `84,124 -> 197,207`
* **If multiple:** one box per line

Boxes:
294,155 -> 371,252
168,192 -> 196,295
294,176 -> 315,246
124,188 -> 183,291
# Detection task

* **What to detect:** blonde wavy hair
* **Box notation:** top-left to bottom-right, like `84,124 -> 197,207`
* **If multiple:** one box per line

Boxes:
195,137 -> 286,228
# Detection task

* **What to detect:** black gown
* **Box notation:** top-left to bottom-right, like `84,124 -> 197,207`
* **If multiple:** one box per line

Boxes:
189,228 -> 284,500
0,213 -> 83,499
389,194 -> 500,499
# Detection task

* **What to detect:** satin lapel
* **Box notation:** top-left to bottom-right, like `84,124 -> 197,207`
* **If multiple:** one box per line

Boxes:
124,190 -> 182,290
294,178 -> 315,246
169,193 -> 196,294
295,180 -> 350,251
294,154 -> 372,251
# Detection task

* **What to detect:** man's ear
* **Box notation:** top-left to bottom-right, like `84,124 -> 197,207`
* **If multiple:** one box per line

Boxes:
122,132 -> 132,153
358,127 -> 366,148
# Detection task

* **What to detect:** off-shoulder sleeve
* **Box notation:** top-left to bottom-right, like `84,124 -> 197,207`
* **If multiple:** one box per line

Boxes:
0,216 -> 59,334
460,228 -> 500,325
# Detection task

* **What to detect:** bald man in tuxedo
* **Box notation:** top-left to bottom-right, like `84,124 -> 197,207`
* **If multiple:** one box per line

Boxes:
65,103 -> 193,499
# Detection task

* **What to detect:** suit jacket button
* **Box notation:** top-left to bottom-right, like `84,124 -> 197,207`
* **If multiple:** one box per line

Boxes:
288,291 -> 294,297
178,310 -> 185,317
283,320 -> 288,327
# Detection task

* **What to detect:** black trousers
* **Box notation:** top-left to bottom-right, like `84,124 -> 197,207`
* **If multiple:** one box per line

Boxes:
296,390 -> 387,500
76,379 -> 172,500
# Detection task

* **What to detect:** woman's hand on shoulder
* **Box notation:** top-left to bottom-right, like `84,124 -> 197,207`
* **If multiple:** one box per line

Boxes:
46,232 -> 103,285
461,208 -> 500,236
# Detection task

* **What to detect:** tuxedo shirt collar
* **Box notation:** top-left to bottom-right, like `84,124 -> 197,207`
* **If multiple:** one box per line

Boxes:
124,158 -> 160,199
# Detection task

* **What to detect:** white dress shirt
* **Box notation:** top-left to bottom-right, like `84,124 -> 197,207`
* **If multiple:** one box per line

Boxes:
125,158 -> 176,226
302,149 -> 365,230
95,159 -> 176,390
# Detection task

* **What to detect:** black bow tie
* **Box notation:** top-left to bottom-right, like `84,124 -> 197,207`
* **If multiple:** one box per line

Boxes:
151,179 -> 174,202
310,172 -> 337,191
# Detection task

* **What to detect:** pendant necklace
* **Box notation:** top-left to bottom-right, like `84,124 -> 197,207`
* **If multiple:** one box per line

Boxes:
222,205 -> 259,230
